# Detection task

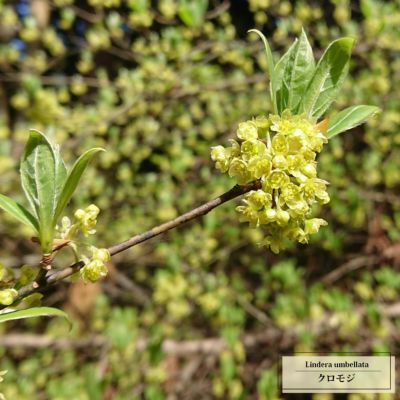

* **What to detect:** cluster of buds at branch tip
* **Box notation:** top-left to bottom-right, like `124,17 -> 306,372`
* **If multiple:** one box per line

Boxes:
73,204 -> 100,236
54,204 -> 110,283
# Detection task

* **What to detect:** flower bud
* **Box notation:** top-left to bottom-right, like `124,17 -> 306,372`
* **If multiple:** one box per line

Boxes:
302,163 -> 317,178
92,247 -> 110,262
272,154 -> 287,169
276,209 -> 290,226
254,116 -> 270,138
74,204 -> 101,236
0,289 -> 18,306
86,204 -> 100,219
264,208 -> 277,221
74,209 -> 85,220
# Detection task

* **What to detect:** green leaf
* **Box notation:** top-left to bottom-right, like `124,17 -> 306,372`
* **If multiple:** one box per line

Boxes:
53,143 -> 68,203
302,37 -> 355,119
326,105 -> 380,138
54,148 -> 104,225
0,306 -> 71,326
248,29 -> 276,112
276,29 -> 315,114
20,130 -> 60,253
0,193 -> 39,231
273,40 -> 297,115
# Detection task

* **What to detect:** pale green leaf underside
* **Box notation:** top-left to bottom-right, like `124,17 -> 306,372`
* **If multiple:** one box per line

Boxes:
0,193 -> 38,231
0,307 -> 70,326
327,105 -> 380,138
281,29 -> 315,113
53,148 -> 104,225
273,39 -> 298,115
248,29 -> 275,76
302,37 -> 355,119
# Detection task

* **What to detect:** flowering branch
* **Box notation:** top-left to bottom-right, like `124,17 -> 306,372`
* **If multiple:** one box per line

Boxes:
3,180 -> 261,308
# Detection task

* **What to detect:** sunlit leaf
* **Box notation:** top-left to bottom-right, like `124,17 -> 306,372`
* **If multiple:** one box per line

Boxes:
0,193 -> 39,231
273,40 -> 296,115
20,130 -> 59,252
326,105 -> 380,138
302,37 -> 355,119
276,29 -> 315,113
0,306 -> 71,326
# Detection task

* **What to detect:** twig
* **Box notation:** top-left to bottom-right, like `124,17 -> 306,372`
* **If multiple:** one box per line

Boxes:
107,181 -> 260,256
3,181 -> 261,307
167,74 -> 266,99
321,255 -> 380,285
0,73 -> 103,88
0,333 -> 106,349
206,0 -> 230,19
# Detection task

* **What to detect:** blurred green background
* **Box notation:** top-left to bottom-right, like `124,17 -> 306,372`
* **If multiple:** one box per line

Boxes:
0,0 -> 399,398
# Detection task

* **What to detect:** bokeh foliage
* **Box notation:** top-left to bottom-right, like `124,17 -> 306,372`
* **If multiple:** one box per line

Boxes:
0,0 -> 399,398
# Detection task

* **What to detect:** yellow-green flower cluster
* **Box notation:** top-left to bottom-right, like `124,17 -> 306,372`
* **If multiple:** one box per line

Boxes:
80,246 -> 110,283
211,111 -> 330,253
56,204 -> 101,240
73,204 -> 100,236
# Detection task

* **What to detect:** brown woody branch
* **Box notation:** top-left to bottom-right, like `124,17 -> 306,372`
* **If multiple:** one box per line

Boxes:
5,181 -> 261,308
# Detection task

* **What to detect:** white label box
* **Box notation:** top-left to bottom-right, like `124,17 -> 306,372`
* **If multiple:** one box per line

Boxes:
282,355 -> 395,393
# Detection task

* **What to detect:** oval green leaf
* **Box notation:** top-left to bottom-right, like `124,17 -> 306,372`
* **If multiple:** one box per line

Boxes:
326,105 -> 380,138
273,39 -> 298,115
0,193 -> 39,231
20,130 -> 60,252
278,29 -> 315,114
302,37 -> 355,119
53,143 -> 68,203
